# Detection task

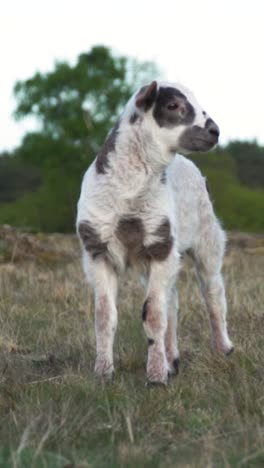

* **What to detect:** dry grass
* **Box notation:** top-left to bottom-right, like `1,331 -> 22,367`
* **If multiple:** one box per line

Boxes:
0,231 -> 264,467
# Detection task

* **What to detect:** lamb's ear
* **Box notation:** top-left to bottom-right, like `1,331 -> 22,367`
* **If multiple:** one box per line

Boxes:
135,81 -> 158,111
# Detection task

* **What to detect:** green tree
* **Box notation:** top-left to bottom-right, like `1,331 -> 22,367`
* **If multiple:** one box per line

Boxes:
14,45 -> 158,171
1,46 -> 158,231
188,149 -> 264,232
0,155 -> 41,203
224,140 -> 264,189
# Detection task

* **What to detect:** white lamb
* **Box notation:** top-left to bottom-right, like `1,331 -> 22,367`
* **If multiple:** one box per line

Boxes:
77,81 -> 234,385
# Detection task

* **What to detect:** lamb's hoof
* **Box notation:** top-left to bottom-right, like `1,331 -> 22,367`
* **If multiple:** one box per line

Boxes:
168,358 -> 180,378
212,339 -> 234,356
95,358 -> 114,382
97,373 -> 115,384
226,346 -> 234,356
146,369 -> 168,386
145,378 -> 168,388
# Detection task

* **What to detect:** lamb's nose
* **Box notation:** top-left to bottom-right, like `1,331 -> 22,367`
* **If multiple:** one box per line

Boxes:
206,119 -> 220,139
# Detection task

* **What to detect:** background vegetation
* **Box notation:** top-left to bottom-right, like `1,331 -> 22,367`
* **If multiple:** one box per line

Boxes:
1,45 -> 263,467
0,45 -> 264,233
0,234 -> 263,467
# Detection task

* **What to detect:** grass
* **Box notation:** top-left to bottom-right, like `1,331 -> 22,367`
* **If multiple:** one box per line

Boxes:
0,233 -> 264,467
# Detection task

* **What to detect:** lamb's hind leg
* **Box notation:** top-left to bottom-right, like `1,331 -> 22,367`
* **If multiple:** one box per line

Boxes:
192,230 -> 233,355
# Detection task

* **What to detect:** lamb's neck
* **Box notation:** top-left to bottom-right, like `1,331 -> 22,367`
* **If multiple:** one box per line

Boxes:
114,123 -> 170,179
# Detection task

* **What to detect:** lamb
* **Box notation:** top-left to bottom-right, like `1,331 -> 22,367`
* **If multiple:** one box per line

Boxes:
76,81 -> 234,385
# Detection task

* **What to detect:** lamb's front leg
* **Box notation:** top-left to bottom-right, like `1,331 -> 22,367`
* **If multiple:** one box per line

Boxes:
165,287 -> 180,376
143,257 -> 179,385
92,259 -> 118,379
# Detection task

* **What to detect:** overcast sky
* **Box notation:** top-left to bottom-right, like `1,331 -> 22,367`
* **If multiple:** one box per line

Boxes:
1,0 -> 264,151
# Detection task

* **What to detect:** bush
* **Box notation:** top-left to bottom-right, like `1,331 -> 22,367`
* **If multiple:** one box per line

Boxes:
189,151 -> 264,232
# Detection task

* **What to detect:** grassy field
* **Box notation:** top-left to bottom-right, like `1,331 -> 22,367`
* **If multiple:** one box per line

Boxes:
0,230 -> 264,467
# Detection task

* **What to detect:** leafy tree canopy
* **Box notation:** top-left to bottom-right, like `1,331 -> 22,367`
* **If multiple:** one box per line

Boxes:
224,140 -> 264,189
0,156 -> 41,203
13,45 -> 158,170
0,46 -> 159,231
1,46 -> 263,233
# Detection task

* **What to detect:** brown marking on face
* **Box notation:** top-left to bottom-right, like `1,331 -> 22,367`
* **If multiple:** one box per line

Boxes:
153,86 -> 195,128
78,220 -> 108,259
146,218 -> 173,261
96,120 -> 120,174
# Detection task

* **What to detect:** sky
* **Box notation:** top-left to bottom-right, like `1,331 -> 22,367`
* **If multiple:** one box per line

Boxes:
1,0 -> 264,151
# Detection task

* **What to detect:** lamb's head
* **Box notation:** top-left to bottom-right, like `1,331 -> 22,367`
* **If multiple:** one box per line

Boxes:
131,81 -> 219,155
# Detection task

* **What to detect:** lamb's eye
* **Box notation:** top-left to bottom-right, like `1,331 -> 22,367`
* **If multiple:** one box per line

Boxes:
167,103 -> 179,111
